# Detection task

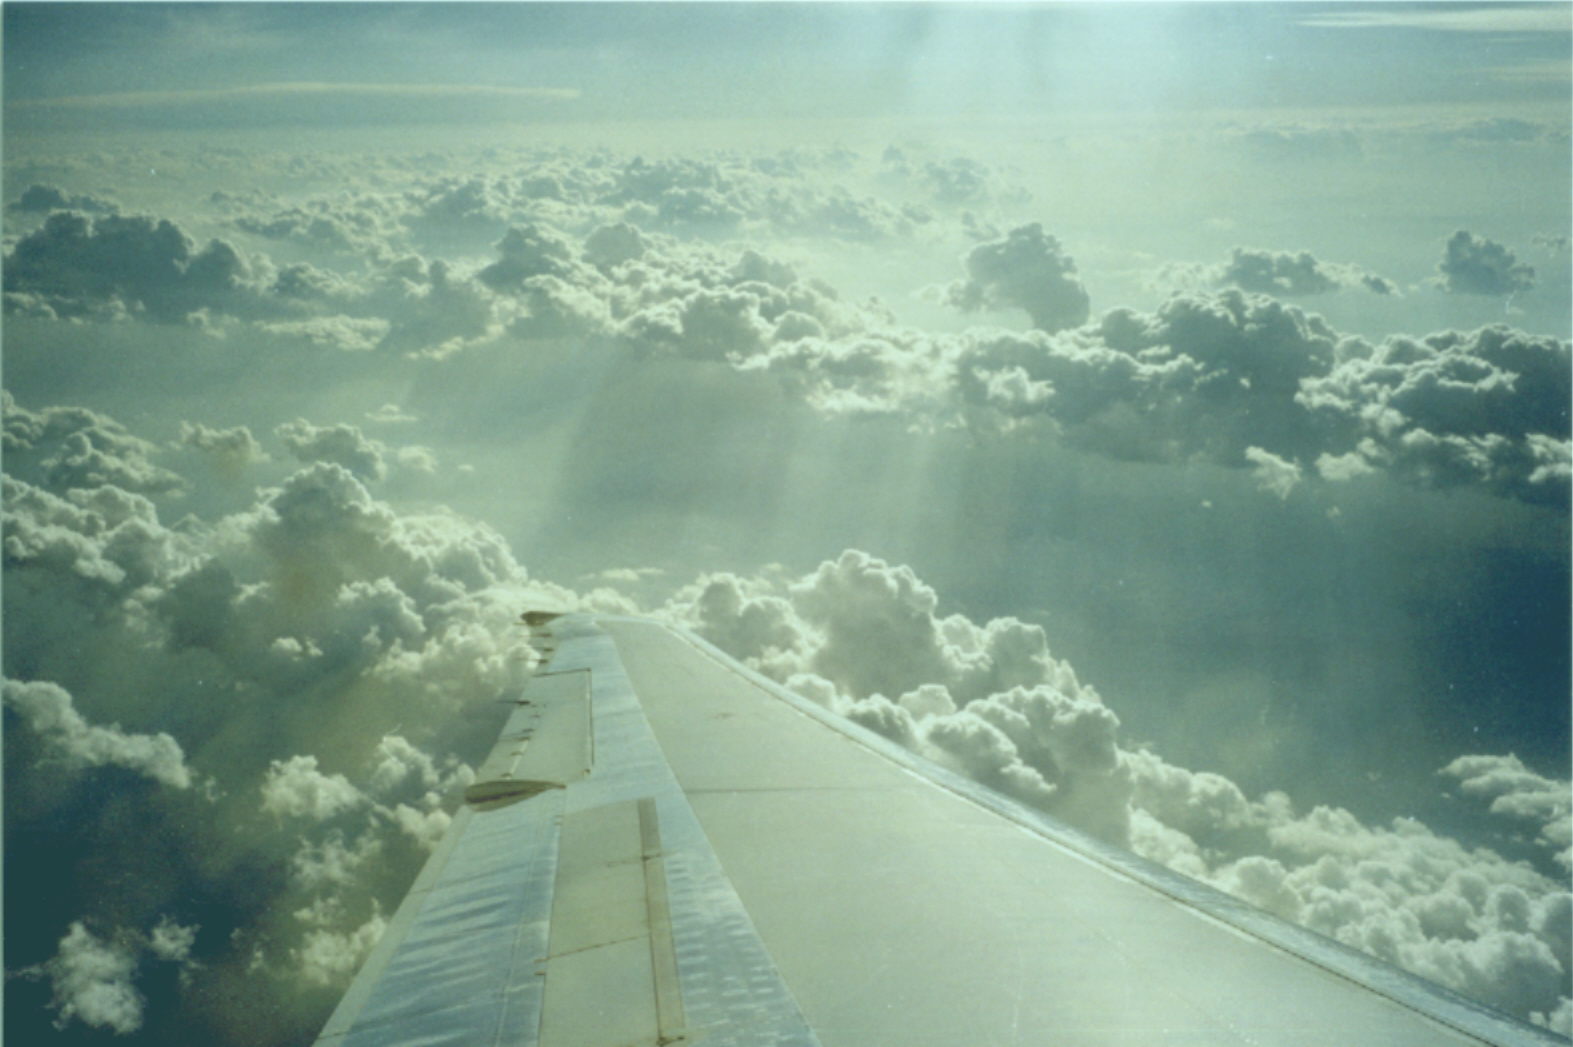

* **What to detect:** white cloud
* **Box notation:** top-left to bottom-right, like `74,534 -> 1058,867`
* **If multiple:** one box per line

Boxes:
293,907 -> 387,988
148,918 -> 200,965
3,678 -> 192,788
42,923 -> 144,1035
1442,753 -> 1572,870
261,755 -> 367,821
1245,446 -> 1302,499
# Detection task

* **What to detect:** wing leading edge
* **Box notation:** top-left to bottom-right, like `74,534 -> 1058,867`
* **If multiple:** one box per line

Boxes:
314,614 -> 1563,1047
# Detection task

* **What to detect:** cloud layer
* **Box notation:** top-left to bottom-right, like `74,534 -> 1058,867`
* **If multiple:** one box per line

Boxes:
2,123 -> 1566,1045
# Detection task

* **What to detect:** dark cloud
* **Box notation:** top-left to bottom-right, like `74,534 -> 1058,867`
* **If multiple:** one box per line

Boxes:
745,288 -> 1567,507
1299,325 -> 1570,505
1222,247 -> 1342,295
8,183 -> 117,214
945,223 -> 1091,332
1438,230 -> 1536,296
4,212 -> 261,323
1164,247 -> 1397,298
178,422 -> 268,475
1221,246 -> 1398,297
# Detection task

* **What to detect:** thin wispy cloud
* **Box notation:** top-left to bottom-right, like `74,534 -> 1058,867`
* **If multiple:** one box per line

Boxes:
11,81 -> 581,111
1299,6 -> 1572,33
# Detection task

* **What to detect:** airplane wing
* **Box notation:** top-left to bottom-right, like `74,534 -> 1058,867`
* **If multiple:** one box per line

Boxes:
312,614 -> 1563,1047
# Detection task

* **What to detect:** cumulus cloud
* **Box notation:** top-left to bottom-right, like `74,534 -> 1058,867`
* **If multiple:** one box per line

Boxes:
275,418 -> 388,481
1298,325 -> 1570,505
1442,754 -> 1572,870
668,550 -> 1572,1026
2,398 -> 621,1044
179,421 -> 267,470
1176,246 -> 1398,297
40,923 -> 144,1034
945,223 -> 1091,332
294,908 -> 387,988
3,678 -> 193,788
3,211 -> 264,322
668,549 -> 1134,844
1245,446 -> 1302,499
5,392 -> 185,495
3,132 -> 1568,1045
148,918 -> 200,965
261,755 -> 367,821
739,288 -> 1566,506
1437,230 -> 1536,296
366,403 -> 419,425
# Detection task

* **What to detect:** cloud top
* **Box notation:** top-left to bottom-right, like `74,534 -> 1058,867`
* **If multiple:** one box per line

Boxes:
946,223 -> 1091,332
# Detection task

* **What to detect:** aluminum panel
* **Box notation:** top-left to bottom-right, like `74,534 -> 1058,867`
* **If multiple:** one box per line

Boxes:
601,617 -> 1563,1047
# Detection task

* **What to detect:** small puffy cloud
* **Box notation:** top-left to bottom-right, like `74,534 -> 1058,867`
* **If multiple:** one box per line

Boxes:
5,392 -> 185,495
1198,247 -> 1396,297
476,223 -> 579,293
1223,247 -> 1341,295
275,418 -> 387,482
395,445 -> 439,474
3,678 -> 192,788
147,917 -> 200,964
41,922 -> 144,1034
179,421 -> 267,470
293,908 -> 387,988
260,755 -> 367,822
1245,446 -> 1302,499
946,223 -> 1090,332
1437,230 -> 1536,296
1442,754 -> 1572,868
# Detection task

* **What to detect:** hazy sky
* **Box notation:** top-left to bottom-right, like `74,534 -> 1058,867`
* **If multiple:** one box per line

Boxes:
4,3 -> 1570,1044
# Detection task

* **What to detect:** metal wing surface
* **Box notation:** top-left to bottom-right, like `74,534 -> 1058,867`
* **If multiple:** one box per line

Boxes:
312,614 -> 1562,1047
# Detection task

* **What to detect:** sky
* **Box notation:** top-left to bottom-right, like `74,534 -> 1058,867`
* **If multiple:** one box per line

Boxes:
3,2 -> 1570,1044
